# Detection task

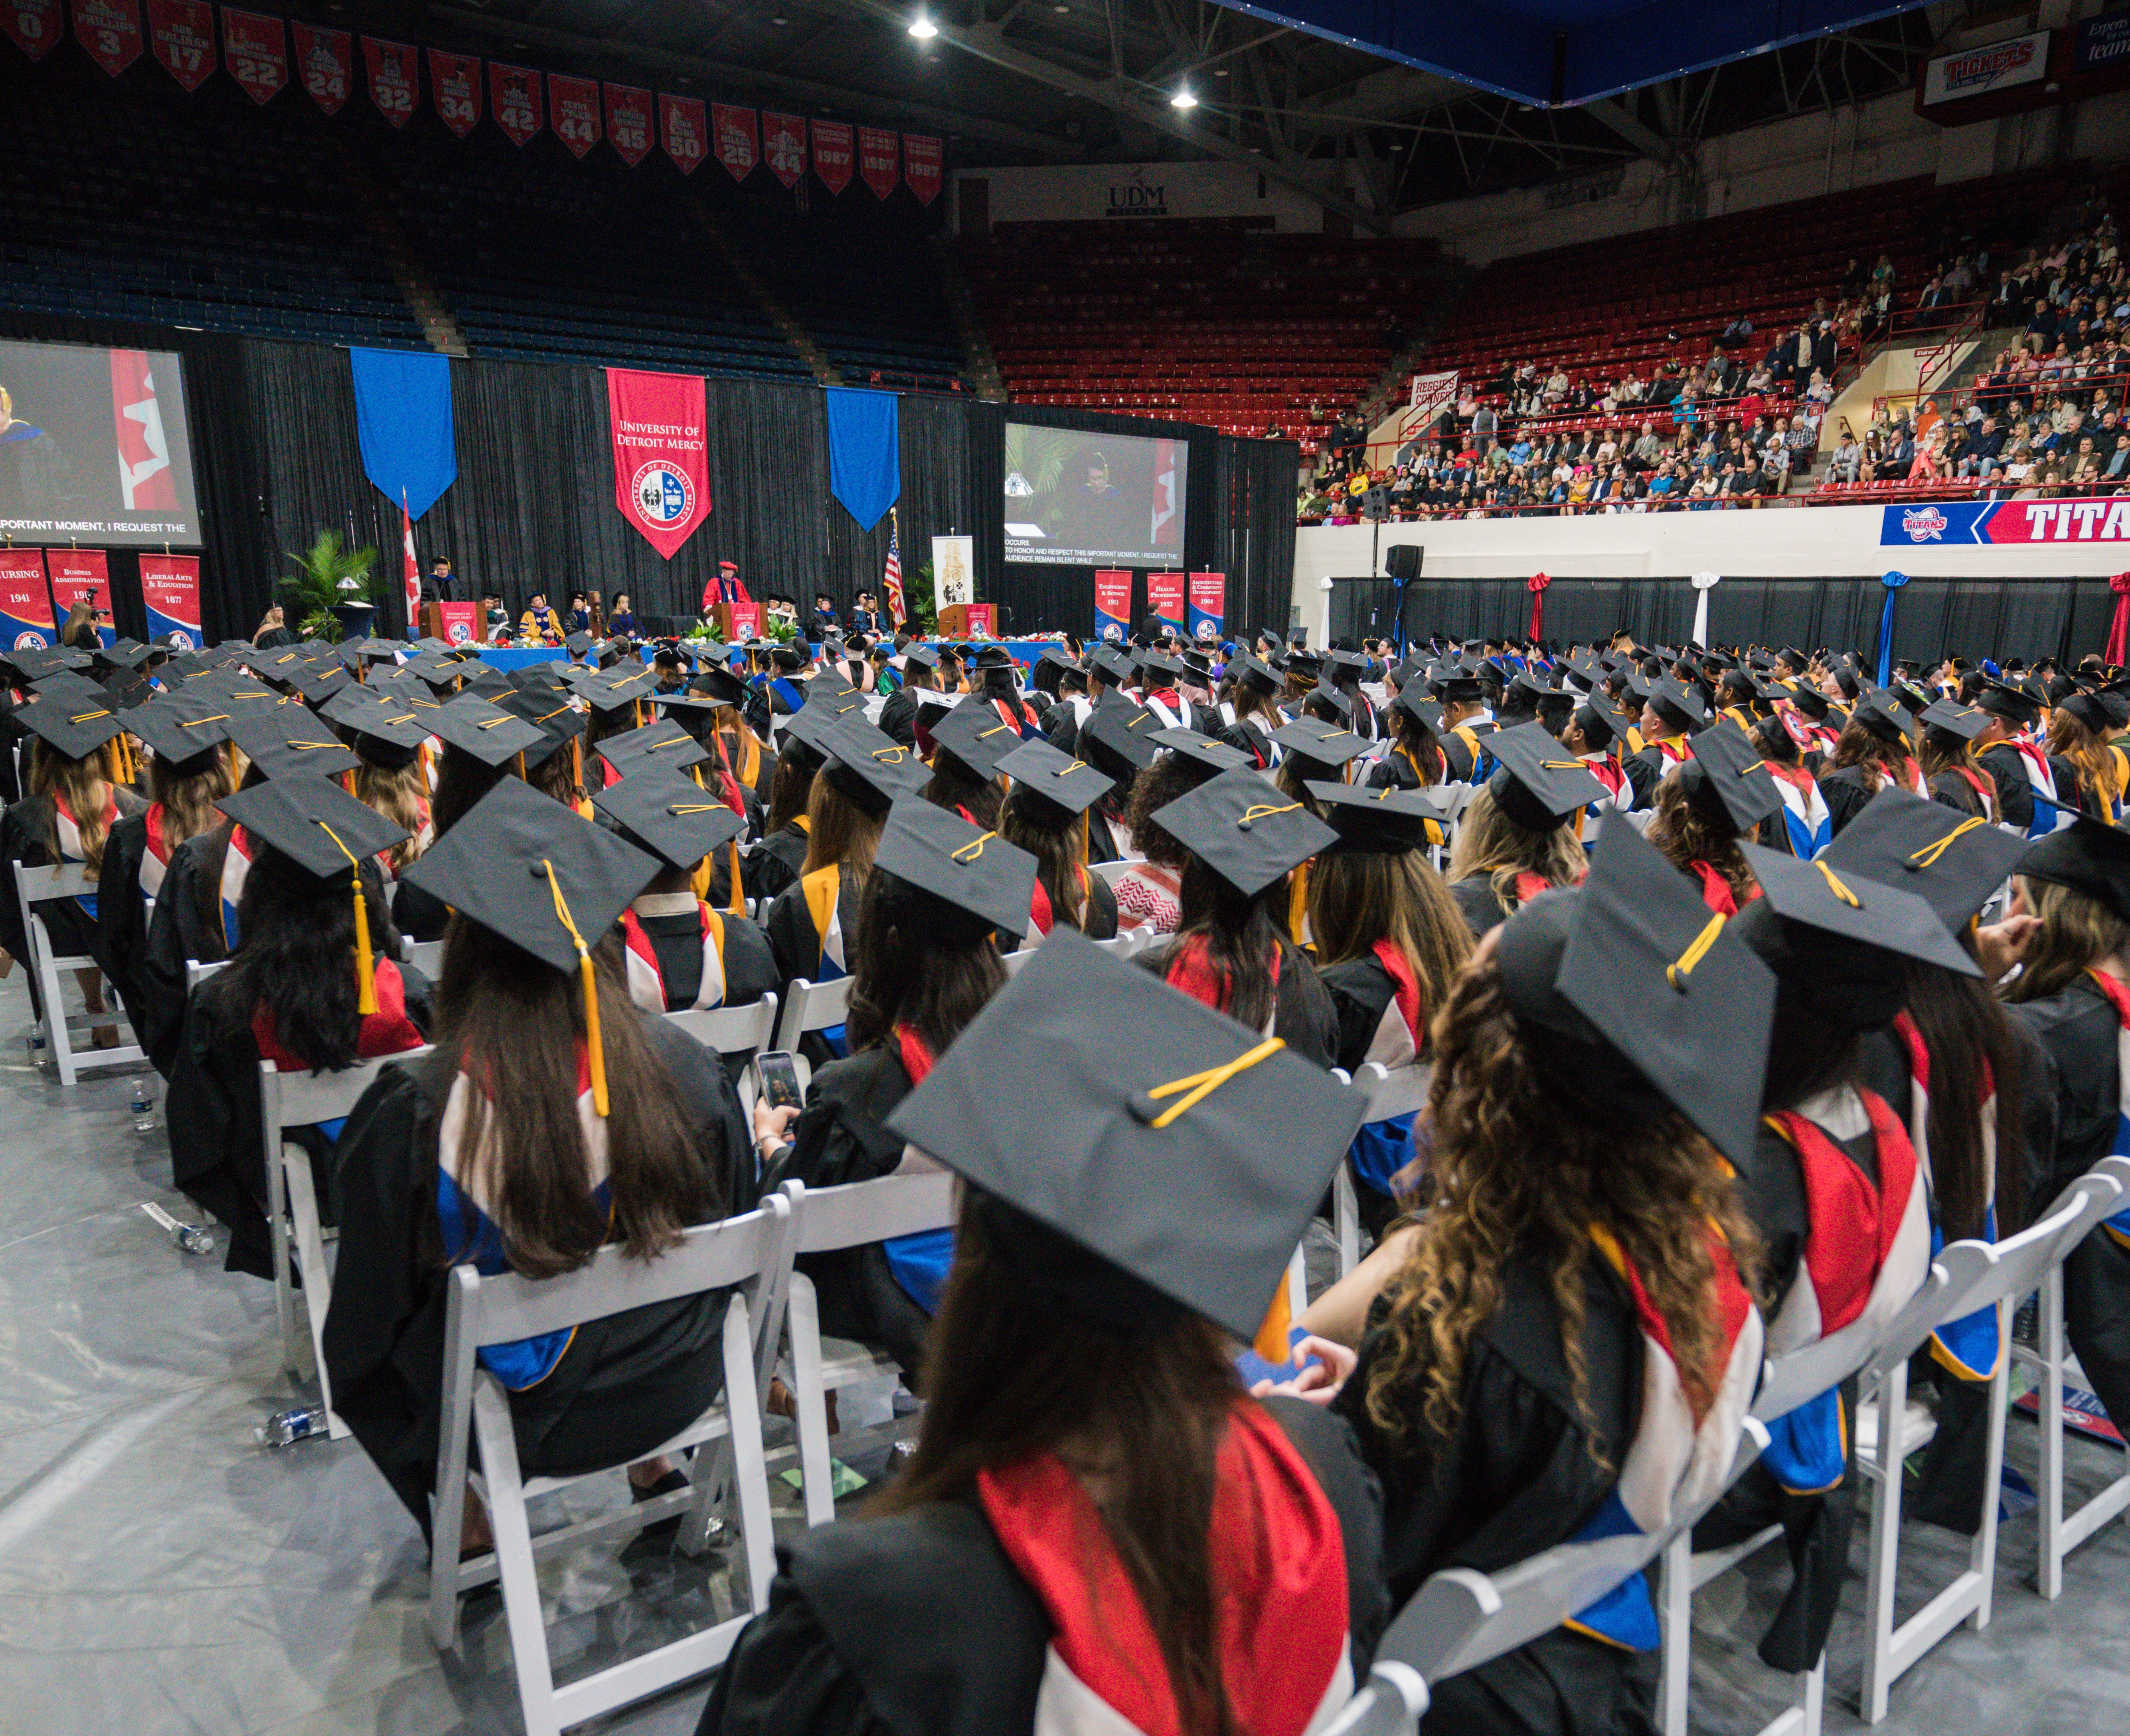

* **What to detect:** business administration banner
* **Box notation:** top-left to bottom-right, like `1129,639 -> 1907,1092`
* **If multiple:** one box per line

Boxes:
1147,571 -> 1186,635
1883,496 -> 2130,548
292,22 -> 350,115
606,368 -> 710,561
1188,571 -> 1225,642
139,552 -> 201,647
47,548 -> 117,646
1094,569 -> 1132,642
548,73 -> 599,158
222,9 -> 285,104
146,0 -> 214,91
0,549 -> 54,648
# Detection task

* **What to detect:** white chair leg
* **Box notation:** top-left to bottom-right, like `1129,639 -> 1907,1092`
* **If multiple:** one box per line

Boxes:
1860,1360 -> 1911,1726
1334,1165 -> 1360,1277
31,918 -> 75,1088
267,1139 -> 299,1380
721,1295 -> 777,1612
1969,1301 -> 2011,1633
1794,1652 -> 1826,1736
281,1148 -> 348,1440
472,1378 -> 563,1736
2038,1266 -> 2067,1602
788,1275 -> 838,1529
1657,1529 -> 1691,1736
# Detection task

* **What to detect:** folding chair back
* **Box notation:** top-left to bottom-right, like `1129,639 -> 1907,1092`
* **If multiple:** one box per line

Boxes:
185,958 -> 228,991
259,1047 -> 434,1438
404,937 -> 445,978
1089,856 -> 1135,886
771,974 -> 854,1057
1001,947 -> 1038,976
428,1195 -> 794,1736
13,859 -> 143,1085
664,992 -> 780,1062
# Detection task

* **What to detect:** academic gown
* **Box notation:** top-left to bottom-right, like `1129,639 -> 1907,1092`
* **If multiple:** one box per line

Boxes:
627,900 -> 780,1093
1135,939 -> 1337,1069
1335,1258 -> 1656,1735
1320,951 -> 1419,1241
1976,743 -> 2038,832
1928,768 -> 1992,820
1029,868 -> 1119,943
1085,806 -> 1129,869
695,1397 -> 1388,1736
765,869 -> 865,1068
321,1021 -> 752,1534
1448,872 -> 1564,939
1624,740 -> 1687,810
876,686 -> 921,749
1817,765 -> 1882,836
746,825 -> 809,905
392,878 -> 453,943
137,823 -> 243,1075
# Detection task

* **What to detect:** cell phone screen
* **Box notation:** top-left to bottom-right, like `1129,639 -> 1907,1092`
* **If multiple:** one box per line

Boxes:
757,1050 -> 803,1112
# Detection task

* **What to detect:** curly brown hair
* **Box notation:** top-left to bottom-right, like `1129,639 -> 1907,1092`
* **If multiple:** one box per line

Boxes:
1363,953 -> 1762,1459
1122,753 -> 1201,870
1646,765 -> 1758,907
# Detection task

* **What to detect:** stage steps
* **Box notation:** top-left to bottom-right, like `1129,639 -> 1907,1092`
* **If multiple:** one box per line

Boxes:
694,206 -> 837,387
336,137 -> 467,358
927,233 -> 1006,401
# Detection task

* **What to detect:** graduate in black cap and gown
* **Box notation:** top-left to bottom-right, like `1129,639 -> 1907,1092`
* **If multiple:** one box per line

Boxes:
1646,720 -> 1783,914
1819,690 -> 1928,836
996,737 -> 1122,941
1443,723 -> 1600,937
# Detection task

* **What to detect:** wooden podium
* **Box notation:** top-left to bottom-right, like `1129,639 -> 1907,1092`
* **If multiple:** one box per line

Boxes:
711,600 -> 763,642
937,603 -> 994,639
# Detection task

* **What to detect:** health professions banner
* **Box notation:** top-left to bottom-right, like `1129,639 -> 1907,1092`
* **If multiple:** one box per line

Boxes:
0,548 -> 54,648
606,368 -> 710,561
139,552 -> 201,647
47,548 -> 117,646
1147,571 -> 1186,635
1188,570 -> 1225,642
1094,569 -> 1132,642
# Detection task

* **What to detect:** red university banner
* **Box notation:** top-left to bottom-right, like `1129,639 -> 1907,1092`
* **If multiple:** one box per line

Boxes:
139,553 -> 202,647
0,549 -> 55,648
1093,569 -> 1132,640
435,599 -> 479,646
607,368 -> 711,561
761,111 -> 805,188
428,48 -> 478,136
811,118 -> 853,194
902,133 -> 942,206
490,61 -> 541,145
292,22 -> 350,114
146,0 -> 214,90
858,125 -> 898,198
711,103 -> 757,181
660,93 -> 705,173
605,83 -> 652,166
548,73 -> 599,157
73,0 -> 141,75
46,549 -> 113,637
2,0 -> 61,61
1187,571 -> 1225,641
222,9 -> 285,103
1146,571 -> 1186,633
363,36 -> 417,126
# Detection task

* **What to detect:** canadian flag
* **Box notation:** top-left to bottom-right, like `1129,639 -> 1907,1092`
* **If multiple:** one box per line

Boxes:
401,492 -> 419,631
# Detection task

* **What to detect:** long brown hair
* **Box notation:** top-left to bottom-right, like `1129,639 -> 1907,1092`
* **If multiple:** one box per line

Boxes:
435,916 -> 711,1279
149,750 -> 234,851
766,744 -> 817,834
1363,955 -> 1761,1454
354,761 -> 429,872
2046,709 -> 2116,816
844,869 -> 1007,1055
1919,726 -> 1994,800
1827,719 -> 1908,791
30,740 -> 116,876
1149,860 -> 1287,1032
2000,874 -> 2130,1004
876,1190 -> 1244,1735
1000,787 -> 1095,933
1444,784 -> 1586,909
1308,847 -> 1472,1021
1647,767 -> 1758,906
800,773 -> 883,887
1904,956 -> 2025,1240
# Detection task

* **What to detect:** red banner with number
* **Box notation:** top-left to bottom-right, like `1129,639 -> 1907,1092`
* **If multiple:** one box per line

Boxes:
549,72 -> 599,158
491,61 -> 541,145
428,48 -> 478,135
712,103 -> 756,181
607,368 -> 711,561
1187,571 -> 1225,642
140,553 -> 202,648
858,126 -> 898,199
2,0 -> 61,61
47,550 -> 113,641
73,0 -> 141,75
902,133 -> 942,206
761,111 -> 805,188
146,0 -> 213,89
0,549 -> 53,649
222,9 -> 285,103
364,36 -> 417,126
1147,571 -> 1186,634
812,118 -> 853,194
1093,569 -> 1132,641
660,93 -> 705,173
292,21 -> 350,114
605,82 -> 651,166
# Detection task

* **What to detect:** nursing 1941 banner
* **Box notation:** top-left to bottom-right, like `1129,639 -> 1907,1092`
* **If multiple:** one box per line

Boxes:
1094,569 -> 1132,641
606,368 -> 710,561
140,552 -> 201,647
47,548 -> 116,646
1884,496 -> 2130,547
1187,571 -> 1225,642
1147,571 -> 1186,636
0,548 -> 54,648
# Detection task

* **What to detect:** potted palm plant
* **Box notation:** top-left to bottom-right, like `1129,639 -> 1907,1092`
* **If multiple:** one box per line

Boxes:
281,530 -> 380,643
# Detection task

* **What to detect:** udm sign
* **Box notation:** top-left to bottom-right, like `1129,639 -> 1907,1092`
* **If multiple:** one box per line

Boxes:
1107,171 -> 1167,217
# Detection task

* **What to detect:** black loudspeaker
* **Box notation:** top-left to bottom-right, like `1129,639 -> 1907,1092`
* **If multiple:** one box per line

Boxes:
1384,543 -> 1423,583
1362,486 -> 1390,522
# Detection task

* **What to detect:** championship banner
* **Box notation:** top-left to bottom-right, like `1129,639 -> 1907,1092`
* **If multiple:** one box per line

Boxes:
46,548 -> 116,647
1094,569 -> 1132,642
1147,571 -> 1186,637
762,111 -> 806,188
222,9 -> 285,104
1883,496 -> 2130,548
364,36 -> 417,127
491,61 -> 541,146
139,552 -> 201,648
902,134 -> 942,206
435,599 -> 478,646
858,125 -> 899,199
292,22 -> 350,115
0,548 -> 54,649
146,0 -> 214,91
73,0 -> 142,76
606,368 -> 710,561
549,73 -> 599,158
812,119 -> 853,194
1187,570 -> 1225,643
2,0 -> 61,62
660,93 -> 705,174
429,48 -> 479,136
712,103 -> 757,181
605,83 -> 652,166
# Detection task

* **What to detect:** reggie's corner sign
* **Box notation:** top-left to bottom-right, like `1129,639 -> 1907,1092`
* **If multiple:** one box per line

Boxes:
606,368 -> 710,561
1884,496 -> 2130,547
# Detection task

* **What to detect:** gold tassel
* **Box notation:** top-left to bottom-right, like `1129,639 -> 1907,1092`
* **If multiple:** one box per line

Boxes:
542,858 -> 609,1116
727,839 -> 746,918
315,822 -> 378,1015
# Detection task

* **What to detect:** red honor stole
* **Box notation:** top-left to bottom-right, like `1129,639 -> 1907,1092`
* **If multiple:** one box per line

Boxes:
250,957 -> 424,1067
618,902 -> 727,1013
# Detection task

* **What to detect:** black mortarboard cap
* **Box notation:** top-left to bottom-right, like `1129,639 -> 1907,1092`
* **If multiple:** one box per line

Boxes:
14,690 -> 126,760
564,631 -> 596,656
591,761 -> 745,870
1850,688 -> 1914,746
1819,786 -> 2025,936
496,683 -> 588,770
929,704 -> 1024,784
873,796 -> 1038,943
688,664 -> 750,709
1079,701 -> 1162,782
1307,781 -> 1452,854
1231,650 -> 1282,697
2017,816 -> 2130,927
1486,721 -> 1606,830
1153,726 -> 1250,784
125,692 -> 232,769
339,700 -> 432,770
1152,766 -> 1336,898
885,929 -> 1367,1341
820,716 -> 929,816
1679,721 -> 1786,832
902,643 -> 942,672
1919,698 -> 1990,742
997,736 -> 1117,819
1737,842 -> 1981,978
428,695 -> 549,767
581,669 -> 659,718
218,774 -> 407,879
1270,719 -> 1366,780
594,715 -> 711,777
1649,676 -> 1709,730
226,708 -> 362,781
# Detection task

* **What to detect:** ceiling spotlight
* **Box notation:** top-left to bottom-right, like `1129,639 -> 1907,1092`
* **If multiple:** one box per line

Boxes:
908,13 -> 939,37
1053,2 -> 1069,9
772,12 -> 788,21
1171,84 -> 1197,109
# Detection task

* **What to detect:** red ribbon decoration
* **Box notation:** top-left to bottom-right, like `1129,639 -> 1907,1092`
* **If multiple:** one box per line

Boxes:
2109,572 -> 2130,669
1526,570 -> 1551,641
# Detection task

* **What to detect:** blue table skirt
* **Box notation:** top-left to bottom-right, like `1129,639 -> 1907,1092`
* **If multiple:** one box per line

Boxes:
468,639 -> 1066,671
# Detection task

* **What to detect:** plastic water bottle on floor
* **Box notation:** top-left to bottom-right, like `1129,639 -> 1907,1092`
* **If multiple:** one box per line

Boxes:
256,1408 -> 325,1448
130,1079 -> 156,1133
139,1201 -> 215,1257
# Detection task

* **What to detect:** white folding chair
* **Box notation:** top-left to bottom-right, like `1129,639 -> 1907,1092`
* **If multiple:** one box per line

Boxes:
1089,856 -> 1135,885
1326,1420 -> 1771,1736
1332,1062 -> 1431,1276
404,937 -> 445,977
771,1171 -> 956,1528
184,958 -> 228,991
12,860 -> 143,1085
1857,1165 -> 2128,1722
2015,1153 -> 2130,1599
666,991 -> 780,1110
771,974 -> 853,1065
427,1194 -> 792,1736
1093,929 -> 1142,959
1657,1301 -> 1905,1736
259,1048 -> 433,1439
1000,947 -> 1038,976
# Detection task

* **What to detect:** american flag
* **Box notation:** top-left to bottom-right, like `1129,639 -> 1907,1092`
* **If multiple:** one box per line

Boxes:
882,508 -> 906,627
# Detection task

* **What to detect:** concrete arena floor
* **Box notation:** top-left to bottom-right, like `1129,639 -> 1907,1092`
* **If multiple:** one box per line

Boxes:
1,967 -> 2127,1735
